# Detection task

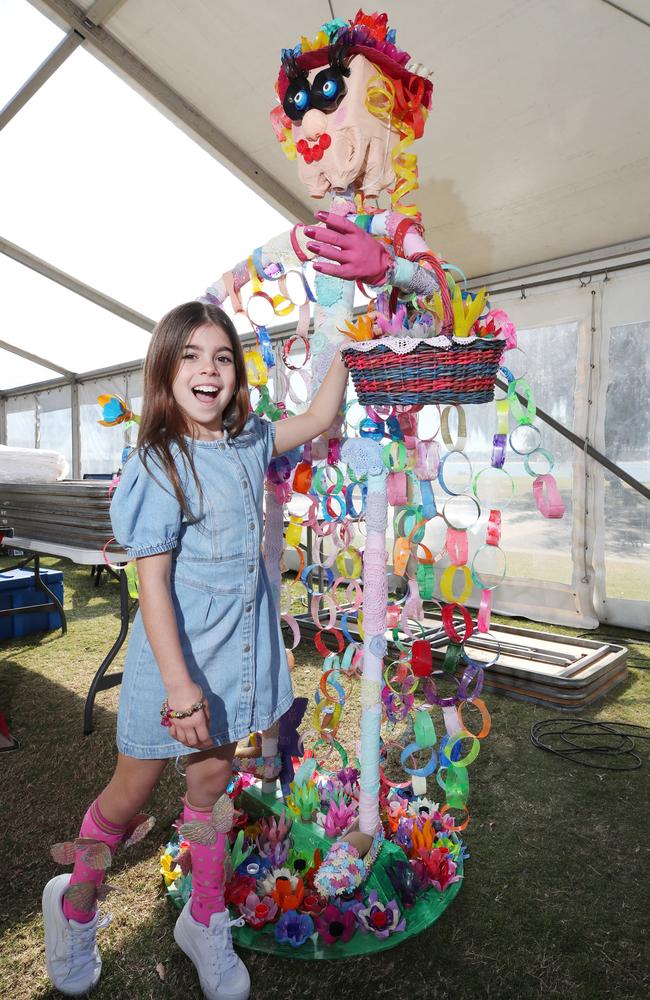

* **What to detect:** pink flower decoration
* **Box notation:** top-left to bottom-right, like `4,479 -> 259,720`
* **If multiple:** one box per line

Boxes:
239,891 -> 278,929
315,903 -> 356,945
486,309 -> 517,349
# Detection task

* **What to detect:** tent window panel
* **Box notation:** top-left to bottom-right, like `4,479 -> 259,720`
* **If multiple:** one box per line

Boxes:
603,321 -> 650,600
0,0 -> 64,109
79,378 -> 135,477
497,323 -> 577,586
38,386 -> 72,471
6,407 -> 35,449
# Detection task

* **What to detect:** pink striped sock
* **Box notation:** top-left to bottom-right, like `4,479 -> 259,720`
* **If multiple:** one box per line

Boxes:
184,800 -> 227,927
62,799 -> 128,924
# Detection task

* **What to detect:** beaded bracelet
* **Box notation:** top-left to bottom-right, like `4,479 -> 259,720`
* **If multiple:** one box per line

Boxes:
160,696 -> 205,728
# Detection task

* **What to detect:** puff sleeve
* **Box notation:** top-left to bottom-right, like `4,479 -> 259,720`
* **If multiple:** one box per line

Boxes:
110,450 -> 182,559
249,414 -> 277,468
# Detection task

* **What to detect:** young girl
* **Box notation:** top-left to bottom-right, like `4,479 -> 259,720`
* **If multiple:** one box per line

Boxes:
42,300 -> 349,1000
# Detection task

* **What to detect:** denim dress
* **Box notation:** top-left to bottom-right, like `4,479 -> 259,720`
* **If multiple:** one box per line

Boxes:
110,414 -> 294,759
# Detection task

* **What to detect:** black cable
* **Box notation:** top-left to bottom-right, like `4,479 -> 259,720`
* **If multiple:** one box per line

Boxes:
530,718 -> 650,771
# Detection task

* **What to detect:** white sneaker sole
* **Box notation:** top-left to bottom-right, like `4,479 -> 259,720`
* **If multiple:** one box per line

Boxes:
42,876 -> 101,997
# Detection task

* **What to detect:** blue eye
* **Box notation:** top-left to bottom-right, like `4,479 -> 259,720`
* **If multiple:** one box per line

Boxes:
310,68 -> 348,112
283,76 -> 311,121
294,89 -> 309,111
322,79 -> 338,99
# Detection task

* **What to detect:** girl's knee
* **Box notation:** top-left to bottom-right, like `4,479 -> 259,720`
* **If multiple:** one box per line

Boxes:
185,748 -> 234,808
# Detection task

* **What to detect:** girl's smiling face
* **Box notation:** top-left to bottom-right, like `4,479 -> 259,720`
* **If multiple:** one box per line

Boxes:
172,322 -> 238,440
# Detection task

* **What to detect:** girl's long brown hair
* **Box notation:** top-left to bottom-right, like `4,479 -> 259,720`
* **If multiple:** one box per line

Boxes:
136,302 -> 249,520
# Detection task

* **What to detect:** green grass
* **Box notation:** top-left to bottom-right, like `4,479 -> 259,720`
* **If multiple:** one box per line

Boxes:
0,558 -> 648,1000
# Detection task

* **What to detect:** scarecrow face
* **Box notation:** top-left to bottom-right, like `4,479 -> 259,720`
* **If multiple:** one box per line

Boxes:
288,54 -> 399,199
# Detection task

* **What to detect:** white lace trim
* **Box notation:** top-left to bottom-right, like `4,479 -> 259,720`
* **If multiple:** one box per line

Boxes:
341,334 -> 489,355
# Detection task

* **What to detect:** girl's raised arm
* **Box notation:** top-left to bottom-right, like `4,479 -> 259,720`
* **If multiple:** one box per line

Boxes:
272,348 -> 349,456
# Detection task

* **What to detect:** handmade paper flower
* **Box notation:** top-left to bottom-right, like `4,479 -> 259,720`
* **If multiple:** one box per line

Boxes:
224,873 -> 256,908
356,891 -> 406,940
315,903 -> 356,945
239,891 -> 278,929
271,874 -> 305,912
274,909 -> 314,948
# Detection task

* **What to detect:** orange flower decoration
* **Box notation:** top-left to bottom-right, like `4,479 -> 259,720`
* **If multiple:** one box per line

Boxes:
410,818 -> 435,857
272,875 -> 305,912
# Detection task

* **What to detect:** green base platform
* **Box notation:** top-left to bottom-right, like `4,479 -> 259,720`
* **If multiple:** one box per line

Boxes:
230,783 -> 463,959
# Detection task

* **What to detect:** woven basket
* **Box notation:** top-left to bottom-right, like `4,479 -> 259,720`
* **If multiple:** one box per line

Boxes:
341,337 -> 504,405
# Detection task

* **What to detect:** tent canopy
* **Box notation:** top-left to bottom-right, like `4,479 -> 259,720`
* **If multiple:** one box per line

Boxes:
30,0 -> 650,277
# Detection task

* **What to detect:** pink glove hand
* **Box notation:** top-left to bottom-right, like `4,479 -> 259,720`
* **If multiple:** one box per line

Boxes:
304,211 -> 391,285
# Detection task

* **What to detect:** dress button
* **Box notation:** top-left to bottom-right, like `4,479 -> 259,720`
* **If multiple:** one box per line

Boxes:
242,480 -> 248,489
248,522 -> 254,531
248,565 -> 254,573
243,644 -> 250,653
245,604 -> 252,613
242,682 -> 252,692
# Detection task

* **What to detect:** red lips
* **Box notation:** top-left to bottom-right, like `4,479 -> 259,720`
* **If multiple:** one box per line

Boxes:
296,133 -> 331,163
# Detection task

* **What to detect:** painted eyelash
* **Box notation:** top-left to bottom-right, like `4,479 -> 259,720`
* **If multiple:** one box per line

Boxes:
281,50 -> 301,81
328,27 -> 353,77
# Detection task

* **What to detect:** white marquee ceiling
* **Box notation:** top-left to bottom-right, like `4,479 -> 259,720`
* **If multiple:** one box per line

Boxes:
33,0 -> 650,277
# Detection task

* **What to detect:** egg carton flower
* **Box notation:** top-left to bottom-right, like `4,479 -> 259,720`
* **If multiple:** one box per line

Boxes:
274,909 -> 314,948
315,902 -> 357,945
356,891 -> 406,939
239,890 -> 278,929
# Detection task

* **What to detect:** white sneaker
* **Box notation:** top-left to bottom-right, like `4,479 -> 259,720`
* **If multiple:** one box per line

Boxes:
174,899 -> 250,1000
42,874 -> 111,996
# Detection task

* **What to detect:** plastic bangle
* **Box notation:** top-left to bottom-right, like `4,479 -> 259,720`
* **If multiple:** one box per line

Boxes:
507,378 -> 536,425
383,441 -> 408,471
335,546 -> 363,579
441,603 -> 474,644
439,564 -> 473,605
414,440 -> 440,480
439,804 -> 471,832
472,466 -> 515,510
282,334 -> 310,370
440,405 -> 467,452
477,589 -> 493,633
414,708 -> 436,749
441,732 -> 480,768
456,660 -> 485,700
419,479 -> 438,519
310,593 -> 338,630
485,509 -> 502,546
290,224 -> 310,263
533,473 -> 565,517
400,743 -> 438,778
301,564 -> 334,597
445,526 -> 469,566
491,433 -> 507,468
524,448 -> 555,477
441,640 -> 465,675
442,494 -> 480,531
438,451 -> 473,496
314,629 -> 345,657
509,422 -> 541,455
280,613 -> 301,650
422,673 -> 460,708
312,464 -> 344,494
457,697 -> 492,739
462,629 -> 501,668
495,399 -> 509,436
387,471 -> 408,506
471,543 -> 507,590
393,536 -> 411,577
416,561 -> 434,600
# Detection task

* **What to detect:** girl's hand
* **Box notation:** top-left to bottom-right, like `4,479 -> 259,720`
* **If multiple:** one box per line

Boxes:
166,681 -> 213,750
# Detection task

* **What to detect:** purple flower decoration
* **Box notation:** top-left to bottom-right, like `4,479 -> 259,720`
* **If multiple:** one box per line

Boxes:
315,903 -> 356,945
394,816 -> 415,851
386,858 -> 428,908
357,891 -> 406,940
274,909 -> 314,948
